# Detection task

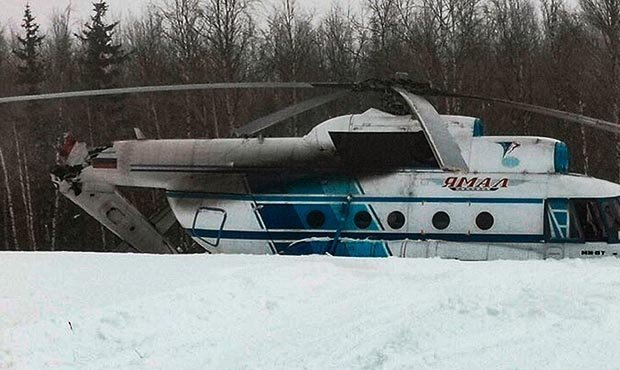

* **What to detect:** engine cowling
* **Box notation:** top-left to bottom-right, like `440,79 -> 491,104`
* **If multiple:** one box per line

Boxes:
465,136 -> 569,174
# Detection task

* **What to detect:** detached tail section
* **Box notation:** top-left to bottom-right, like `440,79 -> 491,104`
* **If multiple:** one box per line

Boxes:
52,135 -> 177,254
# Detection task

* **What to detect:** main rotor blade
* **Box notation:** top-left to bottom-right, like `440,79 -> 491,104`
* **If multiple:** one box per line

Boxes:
393,87 -> 469,172
444,92 -> 620,135
233,90 -> 350,137
0,82 -> 340,105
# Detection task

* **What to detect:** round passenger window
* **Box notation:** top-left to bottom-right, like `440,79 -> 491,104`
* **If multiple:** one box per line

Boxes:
354,211 -> 372,229
388,211 -> 406,230
432,211 -> 450,230
306,210 -> 325,229
476,212 -> 494,230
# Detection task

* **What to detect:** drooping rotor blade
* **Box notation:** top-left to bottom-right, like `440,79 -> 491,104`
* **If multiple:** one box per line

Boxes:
0,82 -> 337,105
443,92 -> 620,135
393,87 -> 469,172
233,90 -> 351,137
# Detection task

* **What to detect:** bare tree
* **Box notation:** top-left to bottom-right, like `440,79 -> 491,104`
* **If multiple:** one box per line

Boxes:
202,0 -> 257,131
319,5 -> 368,81
487,0 -> 539,134
161,0 -> 207,138
260,0 -> 322,81
541,0 -> 593,174
580,0 -> 620,180
126,8 -> 169,138
161,0 -> 206,81
47,6 -> 76,250
398,0 -> 485,112
47,6 -> 75,89
202,0 -> 255,81
259,0 -> 323,135
364,0 -> 401,78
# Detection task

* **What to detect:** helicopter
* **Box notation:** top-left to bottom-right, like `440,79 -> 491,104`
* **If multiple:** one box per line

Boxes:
3,76 -> 620,260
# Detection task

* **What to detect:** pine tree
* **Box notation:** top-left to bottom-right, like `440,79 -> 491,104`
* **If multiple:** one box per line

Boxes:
13,4 -> 45,94
77,1 -> 128,89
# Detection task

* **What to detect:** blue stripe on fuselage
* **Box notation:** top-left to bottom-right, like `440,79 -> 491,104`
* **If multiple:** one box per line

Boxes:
188,228 -> 544,243
167,191 -> 543,204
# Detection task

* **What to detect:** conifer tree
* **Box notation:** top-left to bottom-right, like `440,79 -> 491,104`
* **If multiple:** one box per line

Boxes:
13,4 -> 45,94
77,1 -> 128,89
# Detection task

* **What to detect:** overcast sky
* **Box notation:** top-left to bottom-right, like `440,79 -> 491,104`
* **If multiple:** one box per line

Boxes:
1,0 -> 347,31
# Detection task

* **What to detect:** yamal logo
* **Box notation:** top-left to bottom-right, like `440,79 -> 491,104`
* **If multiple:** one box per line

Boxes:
498,142 -> 521,168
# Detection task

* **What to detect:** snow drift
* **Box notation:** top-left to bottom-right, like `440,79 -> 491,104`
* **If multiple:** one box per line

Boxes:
2,253 -> 620,369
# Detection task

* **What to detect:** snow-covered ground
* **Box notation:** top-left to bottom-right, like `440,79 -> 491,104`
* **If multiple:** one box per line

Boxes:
2,253 -> 620,369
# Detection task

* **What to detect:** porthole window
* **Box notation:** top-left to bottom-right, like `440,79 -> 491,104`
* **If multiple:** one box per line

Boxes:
432,211 -> 450,230
476,212 -> 494,230
306,210 -> 325,229
354,211 -> 372,229
387,211 -> 406,230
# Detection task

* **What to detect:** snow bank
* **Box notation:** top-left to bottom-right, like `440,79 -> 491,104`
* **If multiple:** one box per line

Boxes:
2,253 -> 620,369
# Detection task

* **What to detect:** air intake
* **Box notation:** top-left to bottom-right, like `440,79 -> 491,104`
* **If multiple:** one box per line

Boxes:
554,142 -> 570,174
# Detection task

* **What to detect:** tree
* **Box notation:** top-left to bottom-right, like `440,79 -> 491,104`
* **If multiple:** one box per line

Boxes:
46,6 -> 77,251
487,0 -> 540,135
364,0 -> 401,78
0,25 -> 9,82
580,0 -> 620,181
398,0 -> 486,113
319,5 -> 367,81
259,0 -> 323,136
77,0 -> 128,89
76,0 -> 130,145
75,1 -> 131,250
10,4 -> 48,250
160,0 -> 208,138
540,0 -> 593,174
125,8 -> 170,139
48,6 -> 75,89
13,4 -> 45,94
260,0 -> 322,82
161,0 -> 205,82
580,0 -> 620,121
202,0 -> 256,133
202,0 -> 255,82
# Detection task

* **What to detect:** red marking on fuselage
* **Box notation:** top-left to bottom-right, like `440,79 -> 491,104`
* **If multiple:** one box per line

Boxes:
443,177 -> 509,191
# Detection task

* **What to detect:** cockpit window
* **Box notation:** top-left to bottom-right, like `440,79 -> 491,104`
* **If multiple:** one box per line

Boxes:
601,198 -> 620,242
546,197 -> 620,243
546,199 -> 582,242
572,199 -> 607,242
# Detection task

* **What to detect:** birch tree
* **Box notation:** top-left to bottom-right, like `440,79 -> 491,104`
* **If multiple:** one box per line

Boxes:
0,145 -> 19,251
12,4 -> 47,250
202,0 -> 256,131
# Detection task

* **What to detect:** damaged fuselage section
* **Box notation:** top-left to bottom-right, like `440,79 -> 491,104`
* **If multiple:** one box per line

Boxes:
52,137 -> 177,254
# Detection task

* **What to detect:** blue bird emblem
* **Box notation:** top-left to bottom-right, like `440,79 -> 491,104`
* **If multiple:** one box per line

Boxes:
498,142 -> 521,167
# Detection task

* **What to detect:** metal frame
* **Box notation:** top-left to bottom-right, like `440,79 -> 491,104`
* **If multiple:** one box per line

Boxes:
191,207 -> 228,247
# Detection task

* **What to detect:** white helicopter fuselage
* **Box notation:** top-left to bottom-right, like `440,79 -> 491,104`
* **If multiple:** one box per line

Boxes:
164,170 -> 620,260
56,109 -> 620,259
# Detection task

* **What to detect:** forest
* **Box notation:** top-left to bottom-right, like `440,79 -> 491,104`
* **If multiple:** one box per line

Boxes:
0,0 -> 619,252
